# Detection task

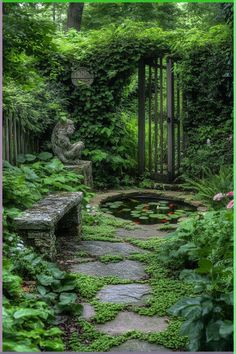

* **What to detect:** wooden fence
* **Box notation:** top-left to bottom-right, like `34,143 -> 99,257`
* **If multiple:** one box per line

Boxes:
3,114 -> 39,165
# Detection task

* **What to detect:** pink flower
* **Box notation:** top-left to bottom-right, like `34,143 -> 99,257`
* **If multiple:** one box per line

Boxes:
213,193 -> 225,201
227,200 -> 234,209
227,191 -> 234,197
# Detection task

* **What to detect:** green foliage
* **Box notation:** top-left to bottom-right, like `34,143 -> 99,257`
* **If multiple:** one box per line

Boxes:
82,210 -> 134,242
99,254 -> 124,264
176,24 -> 233,178
3,156 -> 92,214
169,293 -> 233,351
4,2 -> 232,185
3,154 -> 92,351
70,212 -> 192,351
158,210 -> 233,351
3,257 -> 65,352
82,3 -> 181,31
91,301 -> 124,324
183,166 -> 233,208
159,211 -> 233,283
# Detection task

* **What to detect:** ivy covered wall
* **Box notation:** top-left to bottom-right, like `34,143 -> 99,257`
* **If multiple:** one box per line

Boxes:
4,16 -> 233,184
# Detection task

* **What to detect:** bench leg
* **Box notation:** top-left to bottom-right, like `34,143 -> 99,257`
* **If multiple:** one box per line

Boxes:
58,205 -> 82,236
22,228 -> 56,260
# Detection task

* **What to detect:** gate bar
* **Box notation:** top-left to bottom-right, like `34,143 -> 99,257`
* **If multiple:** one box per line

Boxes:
160,56 -> 164,176
154,59 -> 158,173
138,60 -> 146,175
167,58 -> 175,182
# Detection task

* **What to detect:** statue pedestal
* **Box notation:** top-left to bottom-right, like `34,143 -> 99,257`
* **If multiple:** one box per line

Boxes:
65,161 -> 93,188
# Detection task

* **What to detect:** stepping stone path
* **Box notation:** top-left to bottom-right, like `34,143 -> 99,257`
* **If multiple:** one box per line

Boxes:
65,206 -> 190,352
97,284 -> 151,304
95,311 -> 168,335
78,240 -> 146,256
109,339 -> 173,352
70,260 -> 147,280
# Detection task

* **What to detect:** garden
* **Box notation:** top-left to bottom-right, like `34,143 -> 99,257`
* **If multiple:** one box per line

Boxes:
3,3 -> 233,352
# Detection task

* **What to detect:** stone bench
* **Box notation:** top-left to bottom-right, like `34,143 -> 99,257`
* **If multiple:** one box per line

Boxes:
14,192 -> 83,260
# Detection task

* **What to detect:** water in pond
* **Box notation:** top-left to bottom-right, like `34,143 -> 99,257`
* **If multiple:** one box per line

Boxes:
100,196 -> 196,225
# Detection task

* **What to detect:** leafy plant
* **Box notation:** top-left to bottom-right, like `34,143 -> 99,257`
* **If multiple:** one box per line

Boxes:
182,166 -> 233,208
3,257 -> 65,352
169,293 -> 233,351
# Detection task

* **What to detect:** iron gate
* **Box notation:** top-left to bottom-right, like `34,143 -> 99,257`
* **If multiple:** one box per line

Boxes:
138,57 -> 184,183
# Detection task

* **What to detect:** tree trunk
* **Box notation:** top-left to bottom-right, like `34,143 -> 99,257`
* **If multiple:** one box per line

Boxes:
67,3 -> 84,31
52,3 -> 56,23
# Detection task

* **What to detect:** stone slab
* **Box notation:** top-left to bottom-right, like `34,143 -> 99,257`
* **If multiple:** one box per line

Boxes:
65,161 -> 93,188
81,303 -> 96,320
14,192 -> 83,230
78,241 -> 145,256
95,311 -> 168,335
97,284 -> 151,305
116,227 -> 170,239
109,339 -> 173,352
70,260 -> 147,280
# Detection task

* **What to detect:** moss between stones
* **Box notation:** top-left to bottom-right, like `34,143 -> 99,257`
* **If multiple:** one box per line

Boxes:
70,211 -> 190,351
99,254 -> 124,263
69,318 -> 187,352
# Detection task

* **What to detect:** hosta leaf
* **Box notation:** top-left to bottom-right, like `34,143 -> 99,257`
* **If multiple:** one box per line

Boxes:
37,285 -> 47,296
36,275 -> 56,286
59,292 -> 77,305
206,320 -> 221,342
37,152 -> 53,161
219,320 -> 233,338
180,318 -> 203,337
13,308 -> 48,320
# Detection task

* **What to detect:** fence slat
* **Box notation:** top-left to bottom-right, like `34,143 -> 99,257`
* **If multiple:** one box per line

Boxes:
5,116 -> 10,162
13,117 -> 18,164
3,118 -> 6,160
3,115 -> 39,165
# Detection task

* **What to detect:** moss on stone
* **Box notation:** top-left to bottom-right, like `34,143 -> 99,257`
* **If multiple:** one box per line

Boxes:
70,210 -> 192,351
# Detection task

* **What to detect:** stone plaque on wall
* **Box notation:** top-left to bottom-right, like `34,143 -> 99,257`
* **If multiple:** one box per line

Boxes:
71,67 -> 94,87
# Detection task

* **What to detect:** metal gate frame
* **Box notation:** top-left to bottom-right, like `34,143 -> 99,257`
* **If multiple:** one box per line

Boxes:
138,56 -> 182,183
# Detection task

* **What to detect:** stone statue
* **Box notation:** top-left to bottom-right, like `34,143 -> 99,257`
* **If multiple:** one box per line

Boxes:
51,119 -> 84,165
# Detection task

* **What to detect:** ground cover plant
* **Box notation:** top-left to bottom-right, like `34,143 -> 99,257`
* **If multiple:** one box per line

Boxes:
3,155 -> 92,351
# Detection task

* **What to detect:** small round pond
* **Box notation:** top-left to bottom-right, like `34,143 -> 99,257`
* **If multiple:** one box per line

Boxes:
100,193 -> 197,225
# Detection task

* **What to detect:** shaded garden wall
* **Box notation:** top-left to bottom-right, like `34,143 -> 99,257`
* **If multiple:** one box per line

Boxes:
4,19 -> 233,183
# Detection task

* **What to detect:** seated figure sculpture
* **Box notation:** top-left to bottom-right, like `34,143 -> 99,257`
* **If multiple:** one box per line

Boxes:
51,119 -> 84,165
